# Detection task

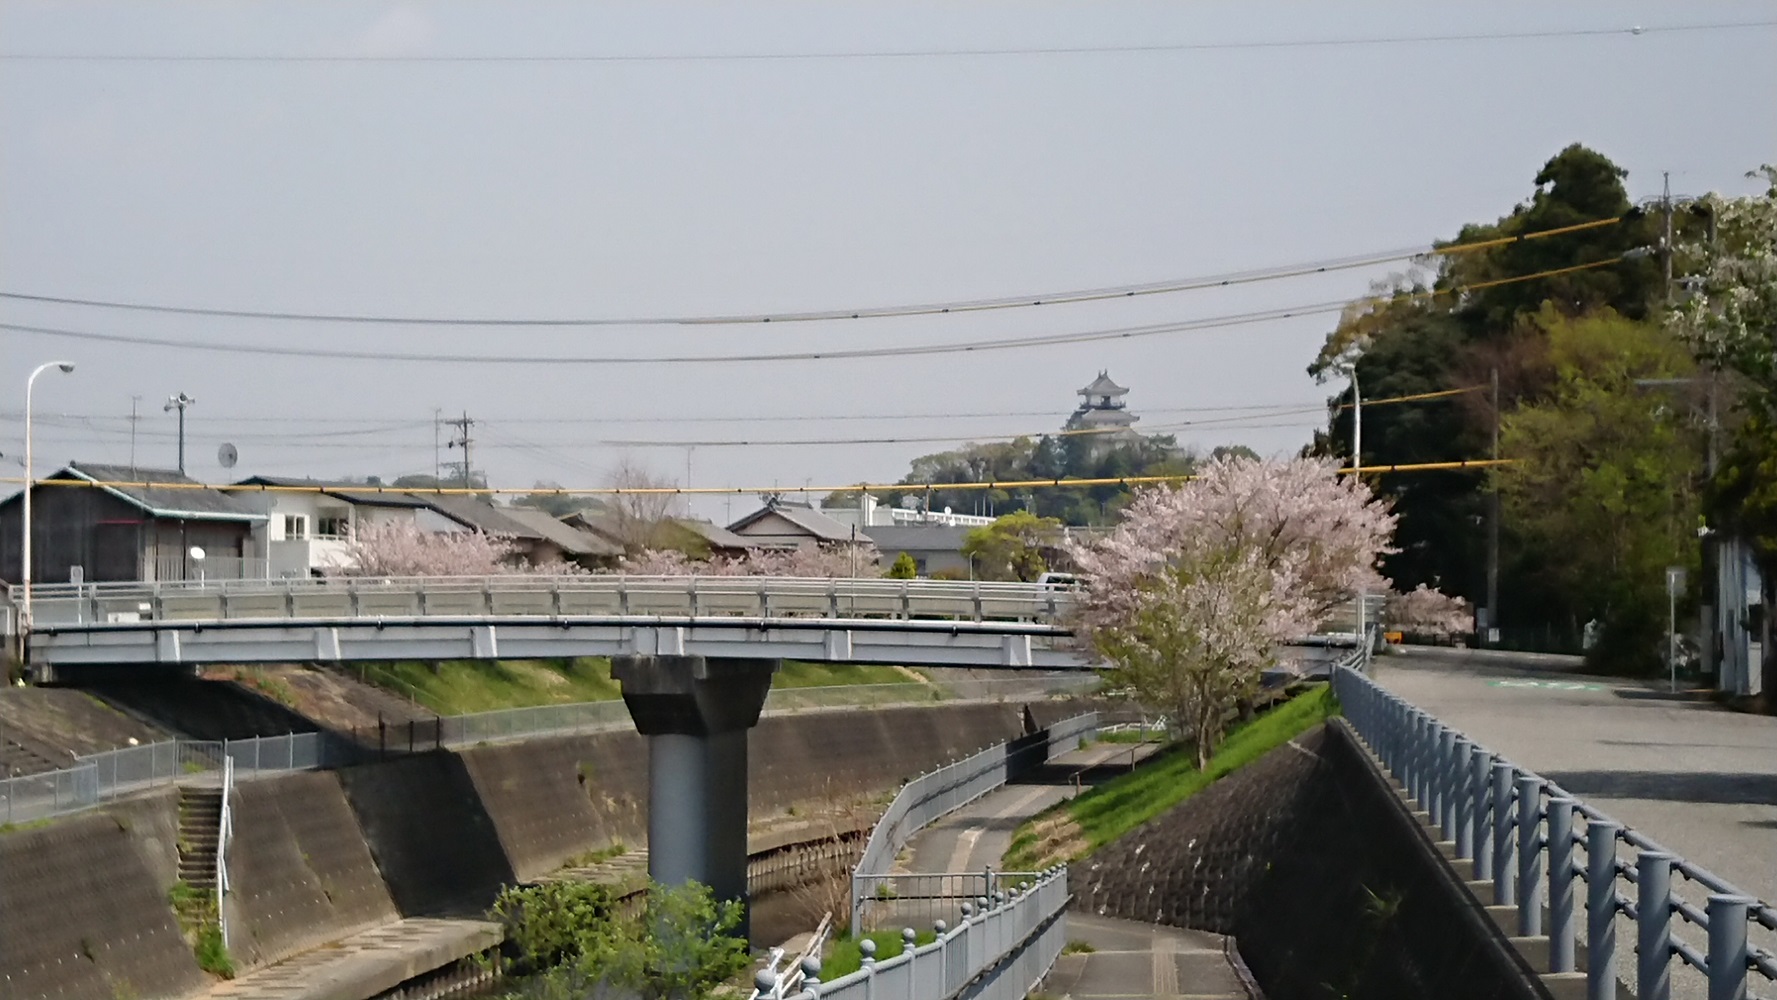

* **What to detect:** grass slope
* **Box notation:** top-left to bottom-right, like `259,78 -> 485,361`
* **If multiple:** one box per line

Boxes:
823,929 -> 939,978
361,658 -> 917,715
1004,684 -> 1337,869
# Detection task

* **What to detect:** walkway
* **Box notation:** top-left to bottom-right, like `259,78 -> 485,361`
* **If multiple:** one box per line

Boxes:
200,918 -> 500,1000
1042,914 -> 1255,1000
1377,648 -> 1777,911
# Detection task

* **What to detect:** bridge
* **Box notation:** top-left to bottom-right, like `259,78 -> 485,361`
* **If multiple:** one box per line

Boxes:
14,575 -> 1089,674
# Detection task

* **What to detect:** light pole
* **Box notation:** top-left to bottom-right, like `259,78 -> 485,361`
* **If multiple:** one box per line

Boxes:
23,361 -> 77,631
1346,365 -> 1367,648
164,392 -> 196,473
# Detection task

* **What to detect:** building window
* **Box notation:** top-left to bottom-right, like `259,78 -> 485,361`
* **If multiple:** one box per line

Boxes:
316,515 -> 350,540
283,514 -> 309,540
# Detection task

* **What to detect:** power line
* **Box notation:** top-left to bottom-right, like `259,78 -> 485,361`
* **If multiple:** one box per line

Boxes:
0,218 -> 1622,328
0,21 -> 1764,63
9,458 -> 1516,497
0,256 -> 1628,366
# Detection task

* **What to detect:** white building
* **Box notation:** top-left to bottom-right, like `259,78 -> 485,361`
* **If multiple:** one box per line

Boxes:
234,477 -> 467,577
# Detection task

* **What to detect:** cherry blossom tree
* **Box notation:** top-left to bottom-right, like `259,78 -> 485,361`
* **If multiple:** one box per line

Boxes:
616,543 -> 882,578
1069,456 -> 1397,767
343,521 -> 584,577
1383,584 -> 1471,637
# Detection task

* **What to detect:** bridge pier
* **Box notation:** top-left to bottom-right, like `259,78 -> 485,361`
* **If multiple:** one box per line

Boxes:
611,654 -> 778,935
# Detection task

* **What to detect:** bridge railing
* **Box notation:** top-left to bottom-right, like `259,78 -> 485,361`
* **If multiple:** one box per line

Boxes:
20,575 -> 1075,629
1334,664 -> 1777,1000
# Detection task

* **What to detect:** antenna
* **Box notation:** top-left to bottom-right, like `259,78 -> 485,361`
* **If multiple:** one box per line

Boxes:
217,442 -> 238,469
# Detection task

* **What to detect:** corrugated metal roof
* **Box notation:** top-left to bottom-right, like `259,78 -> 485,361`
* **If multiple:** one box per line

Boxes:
65,464 -> 264,521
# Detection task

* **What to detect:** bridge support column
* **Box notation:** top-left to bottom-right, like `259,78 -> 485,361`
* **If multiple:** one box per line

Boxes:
612,654 -> 778,934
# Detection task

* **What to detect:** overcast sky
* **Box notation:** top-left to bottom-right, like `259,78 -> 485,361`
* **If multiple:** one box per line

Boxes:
1,0 -> 1772,522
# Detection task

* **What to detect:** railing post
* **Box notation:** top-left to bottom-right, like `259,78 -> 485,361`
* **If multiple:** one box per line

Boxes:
1638,851 -> 1674,1000
1586,819 -> 1620,1000
1516,774 -> 1542,936
1472,748 -> 1494,881
1706,894 -> 1752,1000
1493,762 -> 1516,906
1546,796 -> 1576,972
1454,737 -> 1474,859
1438,728 -> 1458,841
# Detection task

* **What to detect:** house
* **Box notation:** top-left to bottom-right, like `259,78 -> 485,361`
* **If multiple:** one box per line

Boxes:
726,500 -> 859,551
561,508 -> 753,560
670,518 -> 756,559
497,506 -> 623,567
234,477 -> 470,578
0,463 -> 266,584
860,525 -> 975,578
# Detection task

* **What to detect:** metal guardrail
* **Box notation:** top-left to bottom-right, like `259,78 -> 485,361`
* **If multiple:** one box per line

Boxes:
795,869 -> 1070,1000
20,575 -> 1076,629
850,712 -> 1096,933
1334,664 -> 1776,1000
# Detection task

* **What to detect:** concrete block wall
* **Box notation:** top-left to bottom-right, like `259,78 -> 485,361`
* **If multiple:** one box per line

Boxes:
223,771 -> 400,971
457,730 -> 646,882
0,806 -> 206,1000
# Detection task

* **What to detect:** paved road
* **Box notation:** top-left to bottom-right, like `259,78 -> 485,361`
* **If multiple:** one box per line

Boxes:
1378,650 -> 1777,906
1379,649 -> 1777,1000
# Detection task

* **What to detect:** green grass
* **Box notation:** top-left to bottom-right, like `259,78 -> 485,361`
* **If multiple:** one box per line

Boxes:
824,929 -> 939,978
168,881 -> 234,979
1088,728 -> 1159,745
1004,684 -> 1337,869
770,662 -> 917,688
365,658 -> 622,714
359,658 -> 914,713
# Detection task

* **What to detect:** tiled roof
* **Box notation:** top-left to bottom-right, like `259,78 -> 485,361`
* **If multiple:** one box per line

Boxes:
670,518 -> 754,551
1079,371 -> 1128,396
499,506 -> 623,557
861,525 -> 974,553
728,502 -> 857,543
58,463 -> 263,521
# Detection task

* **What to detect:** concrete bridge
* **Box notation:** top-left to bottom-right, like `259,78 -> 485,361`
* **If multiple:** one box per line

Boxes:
14,575 -> 1089,674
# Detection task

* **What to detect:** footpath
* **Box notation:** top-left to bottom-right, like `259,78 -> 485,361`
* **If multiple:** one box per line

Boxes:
889,741 -> 1254,1000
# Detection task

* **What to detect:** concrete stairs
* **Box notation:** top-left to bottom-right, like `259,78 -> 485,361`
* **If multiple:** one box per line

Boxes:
177,786 -> 223,893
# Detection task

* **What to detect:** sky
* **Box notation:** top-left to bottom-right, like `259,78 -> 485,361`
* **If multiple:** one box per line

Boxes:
1,0 -> 1773,523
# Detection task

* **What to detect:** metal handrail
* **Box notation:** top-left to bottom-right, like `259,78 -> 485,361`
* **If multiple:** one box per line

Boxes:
1333,665 -> 1774,1000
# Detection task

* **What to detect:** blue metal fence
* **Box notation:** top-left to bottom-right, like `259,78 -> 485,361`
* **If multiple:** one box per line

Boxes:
1334,663 -> 1777,1000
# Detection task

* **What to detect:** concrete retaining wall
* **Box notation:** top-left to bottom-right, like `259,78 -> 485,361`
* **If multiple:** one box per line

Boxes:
224,771 -> 400,970
0,805 -> 205,1000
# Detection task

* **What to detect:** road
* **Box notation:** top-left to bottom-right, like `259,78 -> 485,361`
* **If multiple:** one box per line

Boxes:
1378,648 -> 1777,1000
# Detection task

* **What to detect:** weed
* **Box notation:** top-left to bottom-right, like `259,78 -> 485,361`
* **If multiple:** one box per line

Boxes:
167,881 -> 234,979
824,929 -> 938,977
564,842 -> 629,868
1004,685 -> 1337,869
181,761 -> 205,775
1062,940 -> 1096,954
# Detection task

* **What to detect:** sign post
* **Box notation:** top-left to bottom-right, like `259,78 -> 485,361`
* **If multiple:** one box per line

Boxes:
1667,567 -> 1687,693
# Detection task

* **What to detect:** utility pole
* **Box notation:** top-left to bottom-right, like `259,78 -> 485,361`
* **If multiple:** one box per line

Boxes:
433,408 -> 443,485
1662,171 -> 1675,305
444,412 -> 475,489
1487,367 -> 1501,647
164,392 -> 196,474
1350,366 -> 1364,645
129,395 -> 142,473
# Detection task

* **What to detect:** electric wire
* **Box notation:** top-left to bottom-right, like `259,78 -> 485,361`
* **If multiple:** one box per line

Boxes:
0,217 -> 1623,328
0,20 -> 1764,62
0,258 -> 1629,365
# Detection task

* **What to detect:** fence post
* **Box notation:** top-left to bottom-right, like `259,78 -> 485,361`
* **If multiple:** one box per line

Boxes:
1438,728 -> 1458,840
1706,894 -> 1752,1000
1546,797 -> 1576,972
1638,851 -> 1674,1000
1516,774 -> 1543,937
1493,763 -> 1516,907
1586,819 -> 1620,1000
1472,748 -> 1494,882
1453,738 -> 1474,859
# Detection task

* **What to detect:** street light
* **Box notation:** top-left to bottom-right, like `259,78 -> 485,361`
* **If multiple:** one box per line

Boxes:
23,361 -> 77,631
164,392 -> 196,473
1341,364 -> 1367,647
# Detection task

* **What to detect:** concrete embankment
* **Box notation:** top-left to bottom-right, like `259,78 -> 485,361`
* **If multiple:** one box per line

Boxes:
0,699 -> 1035,1000
1074,721 -> 1548,1000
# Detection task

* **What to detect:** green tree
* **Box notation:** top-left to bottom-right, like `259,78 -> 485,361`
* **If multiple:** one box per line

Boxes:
492,880 -> 747,1000
962,510 -> 1062,582
1492,310 -> 1703,672
886,552 -> 919,579
514,481 -> 582,518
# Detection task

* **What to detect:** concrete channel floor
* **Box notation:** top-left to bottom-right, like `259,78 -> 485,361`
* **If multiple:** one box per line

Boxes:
198,918 -> 502,1000
887,741 -> 1252,999
1042,915 -> 1251,1000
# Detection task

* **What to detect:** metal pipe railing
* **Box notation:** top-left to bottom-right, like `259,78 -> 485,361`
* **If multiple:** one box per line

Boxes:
1332,664 -> 1776,1000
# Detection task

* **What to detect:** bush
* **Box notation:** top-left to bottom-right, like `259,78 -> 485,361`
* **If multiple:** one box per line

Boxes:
886,552 -> 919,579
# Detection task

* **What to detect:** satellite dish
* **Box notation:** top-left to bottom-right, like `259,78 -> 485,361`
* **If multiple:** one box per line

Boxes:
189,546 -> 206,561
218,443 -> 238,469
